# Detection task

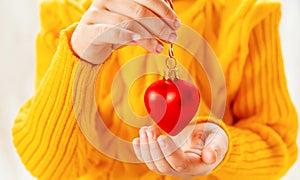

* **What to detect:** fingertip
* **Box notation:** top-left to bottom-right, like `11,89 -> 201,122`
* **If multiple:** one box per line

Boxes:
132,137 -> 140,145
155,43 -> 164,53
174,18 -> 181,29
201,147 -> 217,164
157,135 -> 169,148
157,134 -> 167,141
139,126 -> 147,140
146,129 -> 154,139
135,39 -> 164,54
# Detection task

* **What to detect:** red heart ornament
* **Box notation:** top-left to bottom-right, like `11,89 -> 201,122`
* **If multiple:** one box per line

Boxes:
144,78 -> 200,136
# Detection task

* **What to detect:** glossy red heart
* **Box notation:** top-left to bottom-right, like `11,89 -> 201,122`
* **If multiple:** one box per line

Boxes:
144,78 -> 200,136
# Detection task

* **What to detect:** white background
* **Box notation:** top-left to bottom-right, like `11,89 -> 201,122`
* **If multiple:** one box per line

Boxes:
0,0 -> 299,179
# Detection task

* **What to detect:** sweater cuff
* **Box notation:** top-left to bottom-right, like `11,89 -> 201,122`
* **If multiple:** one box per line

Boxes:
55,22 -> 80,65
35,22 -> 81,91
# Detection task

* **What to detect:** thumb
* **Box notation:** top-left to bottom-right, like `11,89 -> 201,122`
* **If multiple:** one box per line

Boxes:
200,123 -> 228,165
201,146 -> 217,164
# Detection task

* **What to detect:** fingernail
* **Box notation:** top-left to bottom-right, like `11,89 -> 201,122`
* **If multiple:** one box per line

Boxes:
156,44 -> 164,53
174,18 -> 181,29
140,132 -> 146,140
132,34 -> 141,41
168,33 -> 177,43
146,130 -> 153,139
140,128 -> 147,140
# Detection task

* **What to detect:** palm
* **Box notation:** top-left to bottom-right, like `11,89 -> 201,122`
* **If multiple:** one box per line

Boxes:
133,122 -> 228,178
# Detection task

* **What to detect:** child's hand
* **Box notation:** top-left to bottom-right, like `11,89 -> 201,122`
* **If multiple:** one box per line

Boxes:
71,0 -> 181,64
132,123 -> 229,178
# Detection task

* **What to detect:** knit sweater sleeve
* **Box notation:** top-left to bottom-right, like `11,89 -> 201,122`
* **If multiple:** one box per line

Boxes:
12,0 -> 106,179
211,1 -> 298,179
34,0 -> 86,88
12,23 -> 101,179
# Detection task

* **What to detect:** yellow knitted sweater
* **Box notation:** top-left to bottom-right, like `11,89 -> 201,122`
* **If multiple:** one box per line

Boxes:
13,0 -> 298,179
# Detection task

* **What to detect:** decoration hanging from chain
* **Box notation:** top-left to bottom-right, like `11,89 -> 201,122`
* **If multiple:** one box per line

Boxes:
143,0 -> 201,136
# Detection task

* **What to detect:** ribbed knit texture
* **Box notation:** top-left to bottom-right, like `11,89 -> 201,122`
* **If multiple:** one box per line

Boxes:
12,0 -> 298,179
